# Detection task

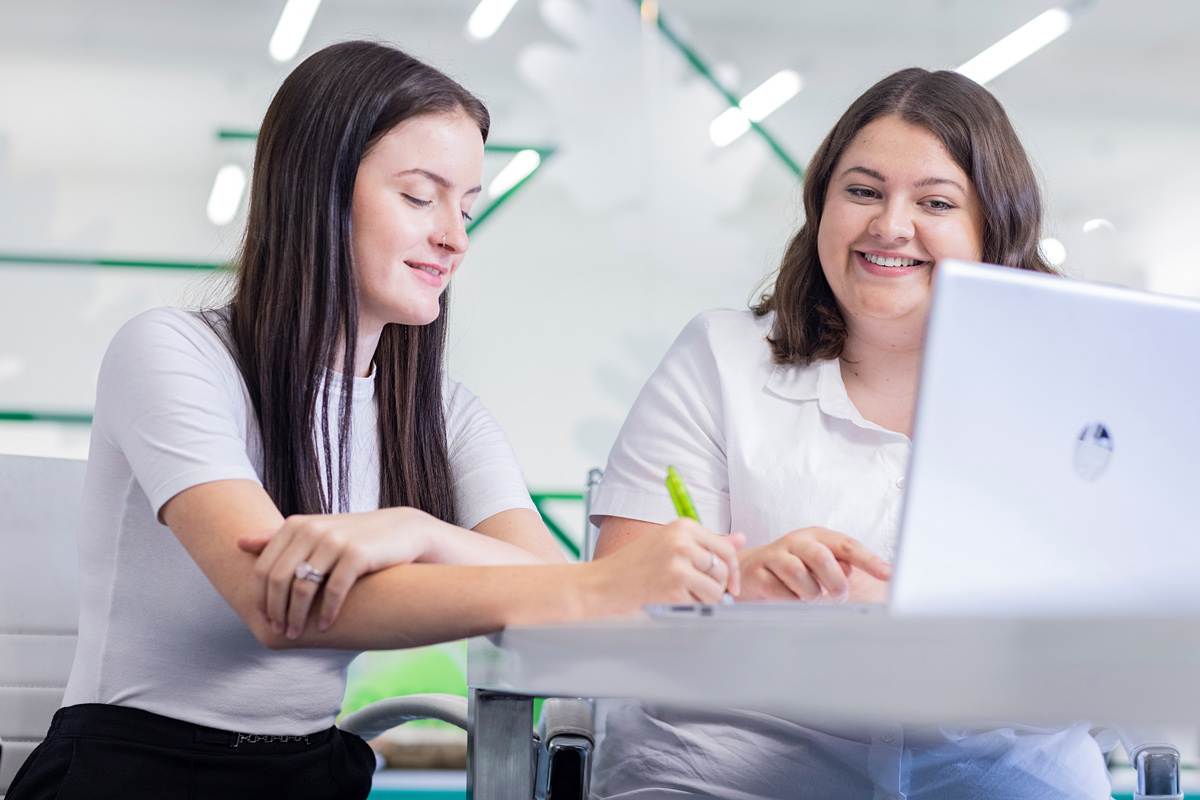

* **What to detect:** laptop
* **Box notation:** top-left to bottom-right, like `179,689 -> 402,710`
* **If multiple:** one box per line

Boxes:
650,259 -> 1200,620
890,259 -> 1200,616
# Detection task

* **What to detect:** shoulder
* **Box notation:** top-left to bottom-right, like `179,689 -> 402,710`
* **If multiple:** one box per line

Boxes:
100,306 -> 241,398
442,375 -> 481,420
673,308 -> 772,358
441,375 -> 505,454
656,309 -> 775,388
109,306 -> 231,361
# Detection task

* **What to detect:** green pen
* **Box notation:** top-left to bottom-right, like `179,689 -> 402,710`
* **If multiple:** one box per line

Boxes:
666,465 -> 700,523
666,466 -> 734,604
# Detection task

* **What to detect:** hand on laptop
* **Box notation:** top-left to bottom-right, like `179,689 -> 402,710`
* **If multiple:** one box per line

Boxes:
735,527 -> 892,603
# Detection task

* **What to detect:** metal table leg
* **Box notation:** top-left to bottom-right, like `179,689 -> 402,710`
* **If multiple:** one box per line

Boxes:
468,688 -> 535,800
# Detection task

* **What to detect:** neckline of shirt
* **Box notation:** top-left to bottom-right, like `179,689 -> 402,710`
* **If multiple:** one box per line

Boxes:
322,367 -> 376,405
766,359 -> 910,443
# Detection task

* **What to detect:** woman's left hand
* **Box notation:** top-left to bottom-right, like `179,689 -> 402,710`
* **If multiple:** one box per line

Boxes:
237,508 -> 434,639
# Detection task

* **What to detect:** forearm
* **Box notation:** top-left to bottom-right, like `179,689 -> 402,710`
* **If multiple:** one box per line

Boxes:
261,561 -> 596,650
422,518 -> 549,566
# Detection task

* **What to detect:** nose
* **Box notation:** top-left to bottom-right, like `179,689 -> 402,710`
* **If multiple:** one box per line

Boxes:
437,212 -> 469,255
868,200 -> 914,243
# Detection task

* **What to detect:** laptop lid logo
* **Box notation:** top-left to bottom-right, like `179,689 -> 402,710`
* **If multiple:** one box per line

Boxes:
1073,422 -> 1113,481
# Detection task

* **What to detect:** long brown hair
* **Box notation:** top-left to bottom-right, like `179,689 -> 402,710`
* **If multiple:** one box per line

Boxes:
228,41 -> 489,520
753,67 -> 1054,365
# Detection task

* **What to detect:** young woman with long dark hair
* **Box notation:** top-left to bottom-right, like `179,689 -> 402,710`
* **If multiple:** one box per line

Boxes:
6,41 -> 741,800
589,69 -> 1108,798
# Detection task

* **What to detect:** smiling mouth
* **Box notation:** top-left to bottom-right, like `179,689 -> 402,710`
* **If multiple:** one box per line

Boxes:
859,252 -> 929,268
407,262 -> 444,277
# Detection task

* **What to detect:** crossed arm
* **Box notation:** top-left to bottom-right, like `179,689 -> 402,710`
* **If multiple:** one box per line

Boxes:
162,478 -> 743,650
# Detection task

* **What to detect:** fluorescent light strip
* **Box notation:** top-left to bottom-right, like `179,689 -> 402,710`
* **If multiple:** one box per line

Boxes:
956,7 -> 1072,85
207,165 -> 247,226
466,0 -> 520,42
488,150 -> 541,198
710,69 -> 803,148
269,0 -> 322,63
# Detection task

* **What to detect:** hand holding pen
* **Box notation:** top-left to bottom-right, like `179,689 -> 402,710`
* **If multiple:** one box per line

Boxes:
667,466 -> 740,602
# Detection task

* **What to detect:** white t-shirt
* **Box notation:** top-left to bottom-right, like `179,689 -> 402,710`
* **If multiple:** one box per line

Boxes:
590,309 -> 1110,800
63,307 -> 536,735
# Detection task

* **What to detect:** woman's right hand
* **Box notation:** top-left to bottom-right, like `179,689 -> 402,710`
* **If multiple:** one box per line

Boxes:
237,507 -> 436,639
736,527 -> 891,603
585,518 -> 744,612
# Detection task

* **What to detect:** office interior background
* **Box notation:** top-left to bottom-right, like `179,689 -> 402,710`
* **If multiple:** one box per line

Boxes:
2,0 -> 1199,779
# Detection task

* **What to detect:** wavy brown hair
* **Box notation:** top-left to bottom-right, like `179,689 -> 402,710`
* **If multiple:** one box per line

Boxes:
753,67 -> 1055,365
227,41 -> 489,520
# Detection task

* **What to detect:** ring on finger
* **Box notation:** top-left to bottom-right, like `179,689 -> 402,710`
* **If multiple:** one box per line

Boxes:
704,552 -> 718,575
295,560 -> 326,585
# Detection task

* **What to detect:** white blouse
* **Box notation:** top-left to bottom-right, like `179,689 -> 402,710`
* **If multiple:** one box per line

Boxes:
592,307 -> 910,562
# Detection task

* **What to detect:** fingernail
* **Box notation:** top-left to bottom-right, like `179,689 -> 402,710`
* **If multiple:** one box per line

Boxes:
272,621 -> 284,635
286,626 -> 299,640
259,610 -> 268,622
319,619 -> 330,631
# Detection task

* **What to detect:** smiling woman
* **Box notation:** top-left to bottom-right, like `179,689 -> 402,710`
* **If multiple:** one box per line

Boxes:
5,40 -> 744,800
589,69 -> 1109,799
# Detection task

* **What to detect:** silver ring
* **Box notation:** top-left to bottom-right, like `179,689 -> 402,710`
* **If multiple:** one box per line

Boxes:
295,561 -> 325,585
441,233 -> 447,246
705,552 -> 718,575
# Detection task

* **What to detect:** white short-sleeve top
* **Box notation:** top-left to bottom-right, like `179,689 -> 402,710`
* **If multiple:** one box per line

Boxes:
63,307 -> 535,735
591,308 -> 911,561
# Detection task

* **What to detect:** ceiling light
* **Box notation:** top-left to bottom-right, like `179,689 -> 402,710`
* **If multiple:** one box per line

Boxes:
710,108 -> 751,148
467,0 -> 520,42
1039,236 -> 1067,267
269,0 -> 322,63
739,70 -> 804,121
207,165 -> 247,226
0,356 -> 23,382
956,7 -> 1072,85
710,69 -> 803,148
1083,218 -> 1115,233
488,150 -> 541,198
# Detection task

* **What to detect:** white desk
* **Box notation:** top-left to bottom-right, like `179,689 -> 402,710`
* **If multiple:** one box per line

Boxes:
465,611 -> 1200,798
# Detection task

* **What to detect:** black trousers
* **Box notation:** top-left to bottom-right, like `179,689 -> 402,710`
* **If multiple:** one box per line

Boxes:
6,704 -> 376,800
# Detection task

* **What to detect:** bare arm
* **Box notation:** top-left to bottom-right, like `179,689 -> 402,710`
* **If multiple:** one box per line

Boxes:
470,507 -> 568,564
164,479 -> 740,649
594,515 -> 660,559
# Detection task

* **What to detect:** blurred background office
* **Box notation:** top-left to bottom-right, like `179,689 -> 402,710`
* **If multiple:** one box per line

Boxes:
2,0 -> 1198,784
4,0 -> 1199,484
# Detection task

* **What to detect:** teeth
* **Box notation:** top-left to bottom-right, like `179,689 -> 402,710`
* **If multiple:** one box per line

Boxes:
862,253 -> 922,268
410,264 -> 440,276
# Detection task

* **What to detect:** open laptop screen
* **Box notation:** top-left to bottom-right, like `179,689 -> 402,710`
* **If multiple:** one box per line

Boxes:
890,260 -> 1200,616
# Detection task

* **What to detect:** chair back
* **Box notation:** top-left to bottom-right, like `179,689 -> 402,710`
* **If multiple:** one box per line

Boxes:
580,468 -> 603,563
0,454 -> 86,797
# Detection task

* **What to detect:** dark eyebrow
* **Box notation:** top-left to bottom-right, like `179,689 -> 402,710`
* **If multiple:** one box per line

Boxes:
398,168 -> 482,195
839,166 -> 885,182
840,166 -> 968,196
914,176 -> 969,194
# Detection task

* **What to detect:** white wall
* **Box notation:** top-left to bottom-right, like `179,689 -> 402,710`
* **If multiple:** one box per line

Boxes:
2,0 -> 1199,491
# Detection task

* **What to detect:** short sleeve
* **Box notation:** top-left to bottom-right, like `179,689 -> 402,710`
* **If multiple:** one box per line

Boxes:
94,308 -> 261,518
444,379 -> 536,529
591,311 -> 730,534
